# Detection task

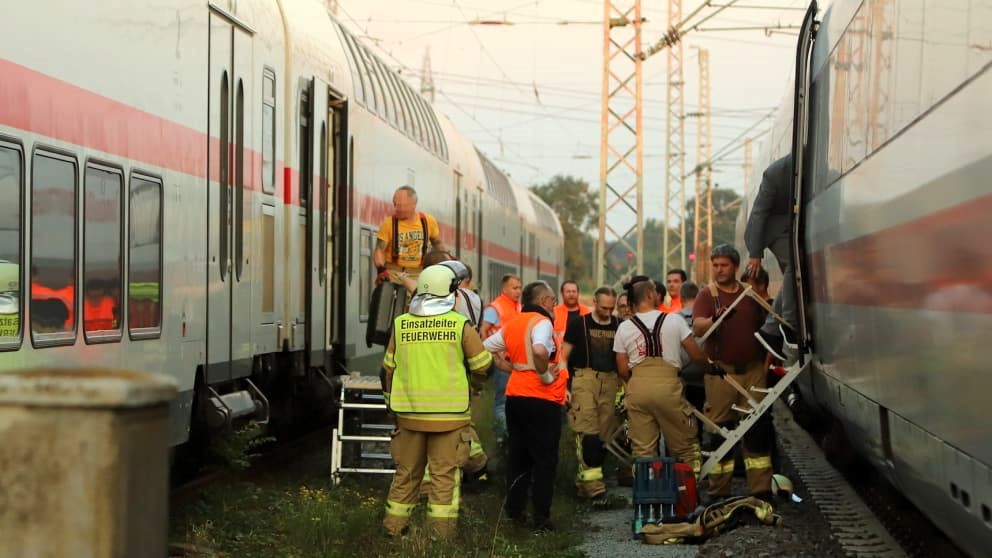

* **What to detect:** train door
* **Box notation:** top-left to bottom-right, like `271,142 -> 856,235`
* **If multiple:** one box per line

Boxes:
301,78 -> 330,370
207,10 -> 254,383
327,95 -> 348,360
790,0 -> 818,360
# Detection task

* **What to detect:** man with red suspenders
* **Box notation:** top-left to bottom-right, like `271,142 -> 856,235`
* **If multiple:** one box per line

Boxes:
373,186 -> 445,286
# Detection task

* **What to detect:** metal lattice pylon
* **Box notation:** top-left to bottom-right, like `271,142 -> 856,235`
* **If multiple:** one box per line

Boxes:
692,48 -> 712,284
663,0 -> 686,273
597,0 -> 644,287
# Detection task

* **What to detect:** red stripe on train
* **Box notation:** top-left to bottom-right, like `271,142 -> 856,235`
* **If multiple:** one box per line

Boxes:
0,57 -> 558,275
808,193 -> 992,314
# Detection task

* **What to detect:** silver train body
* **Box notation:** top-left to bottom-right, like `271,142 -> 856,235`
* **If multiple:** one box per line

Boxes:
737,2 -> 992,555
0,0 -> 562,447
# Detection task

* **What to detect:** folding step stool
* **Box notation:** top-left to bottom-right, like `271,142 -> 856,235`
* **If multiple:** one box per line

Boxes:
331,374 -> 395,484
693,284 -> 811,479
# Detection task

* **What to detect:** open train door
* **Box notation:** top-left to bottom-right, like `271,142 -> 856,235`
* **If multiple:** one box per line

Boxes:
789,0 -> 818,362
206,7 -> 254,384
303,79 -> 334,371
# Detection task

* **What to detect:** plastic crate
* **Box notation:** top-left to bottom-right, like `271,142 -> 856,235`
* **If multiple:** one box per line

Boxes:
631,457 -> 679,538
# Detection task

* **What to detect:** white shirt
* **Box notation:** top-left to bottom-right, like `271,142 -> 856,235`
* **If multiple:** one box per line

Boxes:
454,288 -> 483,326
483,317 -> 555,355
613,310 -> 690,369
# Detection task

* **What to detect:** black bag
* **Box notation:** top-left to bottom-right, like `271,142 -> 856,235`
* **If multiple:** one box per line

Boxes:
366,280 -> 409,347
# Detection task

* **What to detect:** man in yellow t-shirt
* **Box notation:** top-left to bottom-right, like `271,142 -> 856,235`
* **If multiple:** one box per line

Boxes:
374,186 -> 445,286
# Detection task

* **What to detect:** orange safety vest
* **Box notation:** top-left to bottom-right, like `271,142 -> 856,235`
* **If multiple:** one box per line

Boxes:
553,303 -> 590,347
84,296 -> 117,332
486,293 -> 521,336
659,295 -> 683,314
503,312 -> 567,405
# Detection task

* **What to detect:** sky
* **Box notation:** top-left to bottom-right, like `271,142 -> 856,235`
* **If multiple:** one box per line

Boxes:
335,0 -> 814,225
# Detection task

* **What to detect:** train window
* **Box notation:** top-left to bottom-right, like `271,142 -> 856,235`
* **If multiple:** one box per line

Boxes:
219,71 -> 230,280
261,204 -> 275,314
83,164 -> 123,343
409,91 -> 430,147
128,175 -> 162,337
319,122 -> 328,285
333,25 -> 366,107
382,68 -> 407,132
0,143 -> 22,346
359,228 -> 372,322
235,79 -> 245,280
262,69 -> 276,194
398,81 -> 421,141
345,32 -> 376,113
30,151 -> 77,345
368,53 -> 394,124
356,46 -> 384,118
375,57 -> 400,128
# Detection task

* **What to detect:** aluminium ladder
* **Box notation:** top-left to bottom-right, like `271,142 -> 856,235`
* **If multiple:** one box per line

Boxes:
330,374 -> 395,484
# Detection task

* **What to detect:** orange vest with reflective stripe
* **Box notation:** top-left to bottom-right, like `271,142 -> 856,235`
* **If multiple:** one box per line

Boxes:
503,312 -> 568,405
84,296 -> 117,332
486,293 -> 520,336
553,303 -> 590,347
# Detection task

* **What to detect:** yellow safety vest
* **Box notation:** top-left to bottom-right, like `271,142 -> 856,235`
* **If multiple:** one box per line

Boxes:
389,311 -> 470,415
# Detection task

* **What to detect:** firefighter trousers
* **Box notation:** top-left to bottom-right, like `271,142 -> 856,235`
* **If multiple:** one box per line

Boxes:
625,357 -> 701,474
567,368 -> 620,498
383,425 -> 470,538
703,360 -> 773,496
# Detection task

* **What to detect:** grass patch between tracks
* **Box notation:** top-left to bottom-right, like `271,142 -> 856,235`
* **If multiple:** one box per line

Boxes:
171,383 -> 596,558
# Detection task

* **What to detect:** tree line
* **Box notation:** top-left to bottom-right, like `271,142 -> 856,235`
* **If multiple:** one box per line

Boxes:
530,174 -> 741,287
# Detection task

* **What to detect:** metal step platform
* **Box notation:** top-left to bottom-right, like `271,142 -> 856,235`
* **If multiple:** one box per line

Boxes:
330,374 -> 396,484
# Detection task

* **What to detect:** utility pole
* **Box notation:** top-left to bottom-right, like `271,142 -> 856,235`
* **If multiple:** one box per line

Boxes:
421,47 -> 436,104
596,0 -> 644,287
692,48 -> 712,284
664,0 -> 686,274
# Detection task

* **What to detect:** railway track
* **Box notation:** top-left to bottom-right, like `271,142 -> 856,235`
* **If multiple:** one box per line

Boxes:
775,403 -> 965,558
170,425 -> 335,508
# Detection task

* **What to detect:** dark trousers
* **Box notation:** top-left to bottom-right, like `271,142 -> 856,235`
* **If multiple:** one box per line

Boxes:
505,396 -> 562,522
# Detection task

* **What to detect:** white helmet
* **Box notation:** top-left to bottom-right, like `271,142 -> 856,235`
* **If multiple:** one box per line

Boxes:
409,265 -> 458,317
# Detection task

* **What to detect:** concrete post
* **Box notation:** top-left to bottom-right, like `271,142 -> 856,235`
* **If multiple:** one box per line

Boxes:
0,368 -> 177,558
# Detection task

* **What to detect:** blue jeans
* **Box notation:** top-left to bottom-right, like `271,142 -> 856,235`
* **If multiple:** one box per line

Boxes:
493,369 -> 510,442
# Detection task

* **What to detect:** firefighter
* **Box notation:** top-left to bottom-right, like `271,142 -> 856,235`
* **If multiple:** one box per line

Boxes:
482,281 -> 563,531
380,264 -> 493,539
559,286 -> 620,500
692,244 -> 773,499
614,279 -> 703,473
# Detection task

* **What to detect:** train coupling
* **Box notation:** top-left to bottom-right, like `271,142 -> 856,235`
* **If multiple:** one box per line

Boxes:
205,378 -> 270,431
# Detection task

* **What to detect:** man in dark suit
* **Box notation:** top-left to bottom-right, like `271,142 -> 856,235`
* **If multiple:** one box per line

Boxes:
744,154 -> 796,360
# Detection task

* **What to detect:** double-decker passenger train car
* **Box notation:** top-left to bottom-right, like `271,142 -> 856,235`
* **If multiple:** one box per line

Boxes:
0,0 -> 562,451
738,2 -> 992,555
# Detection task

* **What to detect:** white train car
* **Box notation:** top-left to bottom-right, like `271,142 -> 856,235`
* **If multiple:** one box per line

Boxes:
0,0 -> 562,451
738,2 -> 992,555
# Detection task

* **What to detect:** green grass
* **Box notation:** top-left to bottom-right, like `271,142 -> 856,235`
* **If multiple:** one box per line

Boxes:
171,384 -> 593,558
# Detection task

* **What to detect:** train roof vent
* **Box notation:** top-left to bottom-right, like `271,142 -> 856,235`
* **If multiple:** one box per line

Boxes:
529,193 -> 559,233
476,149 -> 517,212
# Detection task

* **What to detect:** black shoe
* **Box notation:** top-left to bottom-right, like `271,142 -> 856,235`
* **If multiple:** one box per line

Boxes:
780,324 -> 798,349
755,330 -> 786,361
532,518 -> 555,533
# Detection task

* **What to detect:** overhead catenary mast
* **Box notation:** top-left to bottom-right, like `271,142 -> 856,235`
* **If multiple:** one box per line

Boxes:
596,0 -> 644,287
